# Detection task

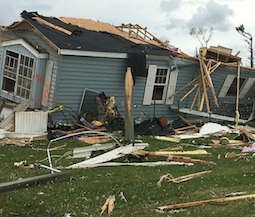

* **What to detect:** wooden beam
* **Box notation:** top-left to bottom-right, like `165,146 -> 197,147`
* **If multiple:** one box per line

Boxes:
0,172 -> 71,193
124,67 -> 134,142
201,60 -> 219,107
33,17 -> 72,35
235,61 -> 241,127
157,194 -> 255,211
180,84 -> 198,102
199,58 -> 211,113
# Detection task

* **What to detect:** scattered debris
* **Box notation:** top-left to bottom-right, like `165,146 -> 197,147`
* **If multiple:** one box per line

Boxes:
242,144 -> 255,152
68,161 -> 193,168
100,195 -> 115,215
77,135 -> 110,144
154,136 -> 180,143
157,194 -> 255,211
72,143 -> 116,158
225,192 -> 247,197
119,192 -> 127,202
67,143 -> 149,169
156,174 -> 173,187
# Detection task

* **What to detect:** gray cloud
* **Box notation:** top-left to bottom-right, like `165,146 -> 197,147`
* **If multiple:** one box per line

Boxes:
160,0 -> 181,12
187,0 -> 234,31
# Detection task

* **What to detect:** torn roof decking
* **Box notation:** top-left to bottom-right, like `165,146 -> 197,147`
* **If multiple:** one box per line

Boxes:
18,11 -> 173,57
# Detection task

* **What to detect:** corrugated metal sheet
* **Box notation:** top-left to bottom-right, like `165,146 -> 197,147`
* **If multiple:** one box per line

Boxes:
15,111 -> 48,134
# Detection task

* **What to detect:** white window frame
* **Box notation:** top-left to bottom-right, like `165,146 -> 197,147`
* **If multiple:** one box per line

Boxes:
218,74 -> 255,99
143,65 -> 178,105
2,50 -> 35,99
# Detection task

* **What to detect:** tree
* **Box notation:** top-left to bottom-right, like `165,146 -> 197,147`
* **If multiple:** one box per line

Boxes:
236,24 -> 253,68
189,27 -> 213,48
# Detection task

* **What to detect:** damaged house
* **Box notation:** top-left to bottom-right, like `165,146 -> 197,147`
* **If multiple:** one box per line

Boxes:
0,11 -> 254,126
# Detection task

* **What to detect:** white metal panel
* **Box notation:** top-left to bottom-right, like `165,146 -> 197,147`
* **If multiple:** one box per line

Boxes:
143,65 -> 157,105
15,111 -> 48,134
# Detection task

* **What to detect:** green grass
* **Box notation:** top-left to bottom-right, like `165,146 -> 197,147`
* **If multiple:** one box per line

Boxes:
0,136 -> 254,217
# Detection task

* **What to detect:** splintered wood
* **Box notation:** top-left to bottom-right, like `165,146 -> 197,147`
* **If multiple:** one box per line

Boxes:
157,194 -> 255,211
100,195 -> 115,215
169,58 -> 221,113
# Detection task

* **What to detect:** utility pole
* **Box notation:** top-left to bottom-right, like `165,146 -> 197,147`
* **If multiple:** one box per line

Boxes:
236,24 -> 254,68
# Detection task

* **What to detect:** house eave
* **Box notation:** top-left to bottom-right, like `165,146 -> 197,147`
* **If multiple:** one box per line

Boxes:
0,39 -> 48,59
58,49 -> 128,59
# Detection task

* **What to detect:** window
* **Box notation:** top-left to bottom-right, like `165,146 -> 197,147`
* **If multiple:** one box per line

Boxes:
143,65 -> 178,105
226,77 -> 246,96
218,74 -> 255,98
2,50 -> 34,99
152,68 -> 169,101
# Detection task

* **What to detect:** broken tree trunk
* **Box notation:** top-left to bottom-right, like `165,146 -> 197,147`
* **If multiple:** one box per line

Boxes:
124,67 -> 134,143
157,194 -> 255,211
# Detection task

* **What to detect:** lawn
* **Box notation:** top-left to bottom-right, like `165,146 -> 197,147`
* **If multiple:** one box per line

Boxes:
0,135 -> 254,217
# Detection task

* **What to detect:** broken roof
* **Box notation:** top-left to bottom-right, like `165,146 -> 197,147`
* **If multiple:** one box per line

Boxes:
18,11 -> 173,56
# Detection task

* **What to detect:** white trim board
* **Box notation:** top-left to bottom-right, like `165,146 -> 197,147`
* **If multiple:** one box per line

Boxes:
175,107 -> 248,123
0,39 -> 48,59
58,49 -> 128,59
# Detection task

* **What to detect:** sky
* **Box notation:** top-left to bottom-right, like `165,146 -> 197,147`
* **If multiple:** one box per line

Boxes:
0,0 -> 254,66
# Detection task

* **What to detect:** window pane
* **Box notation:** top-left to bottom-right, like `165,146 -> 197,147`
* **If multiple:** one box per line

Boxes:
226,77 -> 246,96
152,86 -> 164,100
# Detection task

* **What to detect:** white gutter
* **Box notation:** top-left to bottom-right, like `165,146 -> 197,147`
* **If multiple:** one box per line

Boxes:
0,39 -> 48,59
58,48 -> 128,59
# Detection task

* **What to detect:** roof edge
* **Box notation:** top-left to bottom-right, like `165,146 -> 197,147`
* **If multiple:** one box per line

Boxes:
0,39 -> 48,59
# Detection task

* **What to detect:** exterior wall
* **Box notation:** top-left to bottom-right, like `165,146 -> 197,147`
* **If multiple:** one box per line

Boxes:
172,59 -> 255,120
50,55 -> 184,124
0,31 -> 59,109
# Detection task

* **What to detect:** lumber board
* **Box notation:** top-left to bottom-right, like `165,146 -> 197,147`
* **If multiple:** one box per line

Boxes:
154,136 -> 180,143
124,67 -> 134,142
157,194 -> 255,211
201,60 -> 219,107
168,170 -> 211,183
77,135 -> 110,144
235,61 -> 241,126
0,172 -> 71,193
199,58 -> 210,113
67,143 -> 149,168
33,17 -> 72,35
67,161 -> 193,168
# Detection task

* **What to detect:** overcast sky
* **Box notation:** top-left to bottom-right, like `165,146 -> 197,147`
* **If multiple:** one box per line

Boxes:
0,0 -> 254,66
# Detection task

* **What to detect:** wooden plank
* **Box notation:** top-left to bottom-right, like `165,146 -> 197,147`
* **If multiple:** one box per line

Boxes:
199,59 -> 210,113
67,143 -> 149,168
0,172 -> 71,193
78,135 -> 110,144
154,149 -> 210,156
33,17 -> 72,35
202,60 -> 219,107
154,136 -> 180,143
180,84 -> 198,102
157,194 -> 255,211
69,161 -> 193,168
190,87 -> 200,111
168,170 -> 211,183
235,61 -> 241,127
